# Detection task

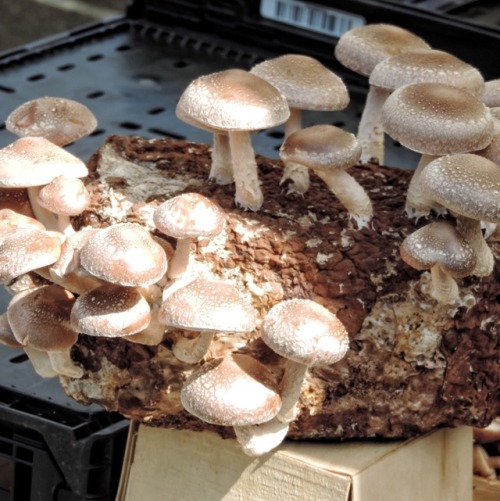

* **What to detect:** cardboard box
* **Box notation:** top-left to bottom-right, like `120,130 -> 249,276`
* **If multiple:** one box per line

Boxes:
117,423 -> 472,500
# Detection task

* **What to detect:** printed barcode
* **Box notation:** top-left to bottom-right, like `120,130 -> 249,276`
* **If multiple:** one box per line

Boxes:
260,0 -> 365,38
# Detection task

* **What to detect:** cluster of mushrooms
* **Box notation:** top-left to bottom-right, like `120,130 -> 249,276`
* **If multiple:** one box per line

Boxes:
0,23 -> 498,458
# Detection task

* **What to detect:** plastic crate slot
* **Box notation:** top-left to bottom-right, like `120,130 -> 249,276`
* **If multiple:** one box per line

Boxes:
147,107 -> 165,115
147,128 -> 185,140
27,74 -> 45,81
9,354 -> 28,364
87,54 -> 104,61
0,440 -> 13,456
89,128 -> 106,137
14,446 -> 33,463
116,44 -> 132,52
0,86 -> 14,94
119,122 -> 142,131
173,60 -> 190,68
0,456 -> 13,493
13,462 -> 31,500
86,90 -> 105,99
57,64 -> 75,72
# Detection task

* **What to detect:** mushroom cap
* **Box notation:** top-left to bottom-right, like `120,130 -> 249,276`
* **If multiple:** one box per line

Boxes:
6,96 -> 97,146
71,283 -> 151,337
261,299 -> 349,367
37,175 -> 91,216
0,188 -> 35,217
381,82 -> 494,155
180,353 -> 281,426
7,284 -> 77,351
0,313 -> 23,348
175,68 -> 290,132
153,192 -> 226,240
334,23 -> 430,77
370,49 -> 484,97
279,124 -> 361,172
400,221 -> 476,277
0,208 -> 45,236
79,223 -> 168,286
251,54 -> 349,111
419,153 -> 500,223
481,79 -> 500,107
159,278 -> 256,333
0,228 -> 62,283
0,137 -> 89,188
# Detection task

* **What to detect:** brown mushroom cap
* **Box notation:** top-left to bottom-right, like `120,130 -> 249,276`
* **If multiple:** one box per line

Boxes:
419,154 -> 500,223
37,175 -> 90,216
0,137 -> 89,188
381,82 -> 494,155
261,299 -> 349,367
334,23 -> 430,77
6,96 -> 97,146
153,192 -> 226,240
400,222 -> 476,277
0,228 -> 62,283
71,283 -> 151,337
79,223 -> 168,286
250,54 -> 349,111
175,68 -> 289,132
180,353 -> 281,427
0,208 -> 45,236
7,284 -> 77,351
159,278 -> 256,333
0,313 -> 23,348
370,49 -> 484,97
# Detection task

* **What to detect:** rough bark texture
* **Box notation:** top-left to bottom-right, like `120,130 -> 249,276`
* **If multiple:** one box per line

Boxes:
61,134 -> 499,441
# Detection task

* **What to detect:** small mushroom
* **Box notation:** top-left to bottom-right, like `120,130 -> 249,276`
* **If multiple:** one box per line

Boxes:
381,82 -> 494,219
419,153 -> 500,277
261,299 -> 349,424
400,221 -> 476,304
6,96 -> 97,146
251,54 -> 349,193
176,68 -> 290,211
279,124 -> 372,228
473,444 -> 497,480
159,277 -> 256,363
153,193 -> 226,279
334,23 -> 430,163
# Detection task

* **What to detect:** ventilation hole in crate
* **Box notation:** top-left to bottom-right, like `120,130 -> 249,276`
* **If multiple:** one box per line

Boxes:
27,74 -> 45,81
90,128 -> 106,137
87,54 -> 104,61
148,128 -> 185,140
89,439 -> 105,465
0,441 -> 13,455
87,91 -> 105,99
120,122 -> 141,131
173,60 -> 189,68
0,123 -> 5,130
148,107 -> 165,115
9,353 -> 28,364
116,44 -> 132,52
332,121 -> 346,128
57,64 -> 75,72
14,463 -> 32,498
266,130 -> 284,139
16,447 -> 33,462
0,85 -> 15,94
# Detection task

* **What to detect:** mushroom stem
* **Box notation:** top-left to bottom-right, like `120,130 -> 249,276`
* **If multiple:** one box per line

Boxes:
54,214 -> 75,237
167,237 -> 192,279
23,346 -> 58,378
173,331 -> 215,364
228,131 -> 264,211
429,265 -> 459,304
277,360 -> 308,423
233,417 -> 290,456
48,349 -> 83,378
315,169 -> 373,228
455,215 -> 494,277
27,186 -> 59,230
405,154 -> 440,220
358,86 -> 390,164
209,133 -> 233,185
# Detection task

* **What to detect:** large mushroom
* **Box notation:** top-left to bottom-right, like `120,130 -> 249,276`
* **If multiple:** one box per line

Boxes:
418,153 -> 500,277
381,82 -> 494,219
251,54 -> 349,193
176,68 -> 290,211
279,124 -> 372,228
261,299 -> 349,424
334,23 -> 430,163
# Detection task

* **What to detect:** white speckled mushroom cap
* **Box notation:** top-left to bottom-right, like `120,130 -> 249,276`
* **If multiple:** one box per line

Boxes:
400,221 -> 476,277
159,277 -> 256,333
7,284 -> 77,351
0,209 -> 45,236
279,124 -> 361,172
79,223 -> 168,286
37,175 -> 91,216
251,54 -> 349,111
261,299 -> 349,367
419,153 -> 500,223
381,82 -> 494,155
153,192 -> 226,240
0,228 -> 62,283
334,23 -> 430,77
71,283 -> 151,337
481,79 -> 500,107
0,137 -> 89,188
175,68 -> 290,132
370,49 -> 484,97
6,96 -> 97,146
180,353 -> 281,426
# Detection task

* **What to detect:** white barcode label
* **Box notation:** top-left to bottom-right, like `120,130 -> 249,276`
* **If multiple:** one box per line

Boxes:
260,0 -> 365,38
